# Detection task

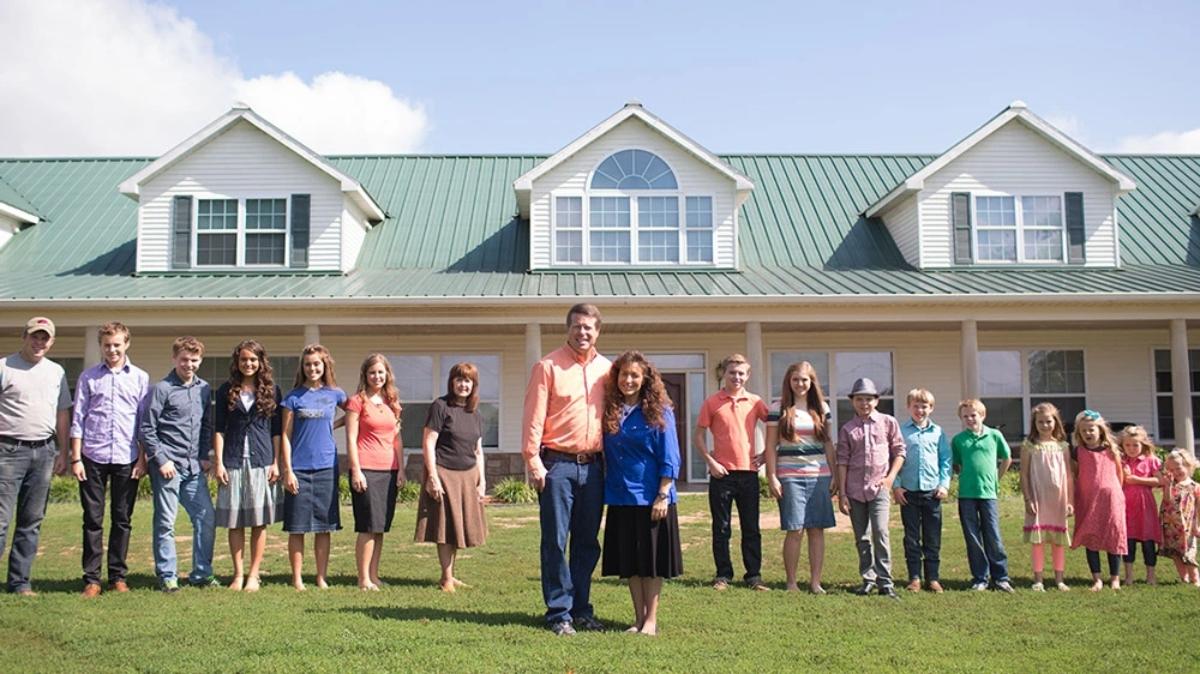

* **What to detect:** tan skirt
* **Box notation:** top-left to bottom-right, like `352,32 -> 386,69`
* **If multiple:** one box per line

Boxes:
413,464 -> 488,548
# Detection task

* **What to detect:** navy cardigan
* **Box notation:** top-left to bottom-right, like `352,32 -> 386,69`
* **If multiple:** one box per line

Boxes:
214,382 -> 282,469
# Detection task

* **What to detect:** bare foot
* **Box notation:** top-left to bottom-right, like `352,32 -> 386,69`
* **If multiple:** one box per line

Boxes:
359,582 -> 379,592
293,581 -> 307,592
639,624 -> 658,637
228,576 -> 244,591
451,578 -> 471,589
370,578 -> 385,588
1110,578 -> 1121,591
809,584 -> 827,595
625,626 -> 641,633
440,580 -> 456,593
244,576 -> 261,593
315,578 -> 329,590
785,582 -> 800,592
1089,579 -> 1103,592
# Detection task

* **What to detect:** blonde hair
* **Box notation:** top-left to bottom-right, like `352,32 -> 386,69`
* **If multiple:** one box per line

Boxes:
906,388 -> 935,406
1165,449 -> 1196,475
957,399 -> 986,416
1072,411 -> 1120,464
1117,425 -> 1156,458
716,353 -> 750,382
171,336 -> 204,357
98,321 -> 130,343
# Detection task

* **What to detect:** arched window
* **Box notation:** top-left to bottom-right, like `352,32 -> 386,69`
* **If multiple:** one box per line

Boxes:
590,149 -> 677,190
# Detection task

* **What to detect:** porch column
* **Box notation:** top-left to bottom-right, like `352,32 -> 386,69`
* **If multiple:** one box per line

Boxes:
303,324 -> 320,346
961,319 -> 979,400
1170,319 -> 1194,454
84,325 -> 100,366
525,323 -> 542,375
745,321 -> 764,396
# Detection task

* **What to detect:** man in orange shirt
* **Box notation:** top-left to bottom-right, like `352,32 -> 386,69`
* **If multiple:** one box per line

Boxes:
693,354 -> 770,591
522,303 -> 611,636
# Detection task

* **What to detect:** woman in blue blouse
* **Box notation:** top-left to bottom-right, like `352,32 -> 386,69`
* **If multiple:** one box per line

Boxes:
601,351 -> 682,636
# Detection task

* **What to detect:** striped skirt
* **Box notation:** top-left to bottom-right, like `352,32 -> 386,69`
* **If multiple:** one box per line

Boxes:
216,463 -> 281,529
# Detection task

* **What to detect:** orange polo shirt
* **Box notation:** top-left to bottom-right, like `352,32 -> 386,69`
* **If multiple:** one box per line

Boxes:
521,344 -> 612,467
698,389 -> 769,471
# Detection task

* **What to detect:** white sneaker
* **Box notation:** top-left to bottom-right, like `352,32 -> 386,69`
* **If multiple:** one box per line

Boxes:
970,581 -> 988,591
1056,582 -> 1070,592
1030,582 -> 1045,592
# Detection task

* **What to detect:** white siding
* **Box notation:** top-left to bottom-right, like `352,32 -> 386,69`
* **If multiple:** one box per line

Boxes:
879,195 -> 920,267
0,214 -> 18,251
136,120 -> 346,272
920,120 -> 1119,268
341,200 -> 369,272
528,116 -> 739,270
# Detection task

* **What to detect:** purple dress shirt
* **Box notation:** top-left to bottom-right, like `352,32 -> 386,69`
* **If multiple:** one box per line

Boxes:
69,360 -> 151,464
836,410 -> 906,502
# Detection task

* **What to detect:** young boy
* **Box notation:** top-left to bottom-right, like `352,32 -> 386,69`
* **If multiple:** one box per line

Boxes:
836,377 -> 906,599
68,322 -> 150,596
693,354 -> 769,591
951,399 -> 1013,593
139,336 -> 217,592
893,388 -> 951,593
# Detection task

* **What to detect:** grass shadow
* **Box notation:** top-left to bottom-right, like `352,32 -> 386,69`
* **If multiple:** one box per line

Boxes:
334,605 -> 542,629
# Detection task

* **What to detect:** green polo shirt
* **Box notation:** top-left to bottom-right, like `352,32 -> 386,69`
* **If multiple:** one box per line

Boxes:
951,426 -> 1010,499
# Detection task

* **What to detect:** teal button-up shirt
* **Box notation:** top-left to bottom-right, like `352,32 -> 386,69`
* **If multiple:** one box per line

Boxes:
897,418 -> 951,492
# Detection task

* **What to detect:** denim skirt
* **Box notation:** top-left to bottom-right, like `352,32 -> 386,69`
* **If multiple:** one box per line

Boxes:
779,475 -> 836,530
282,467 -> 342,533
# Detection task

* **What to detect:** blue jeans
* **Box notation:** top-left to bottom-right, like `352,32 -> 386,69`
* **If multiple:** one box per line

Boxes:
958,497 -> 1009,584
0,439 -> 55,592
538,458 -> 604,625
151,467 -> 215,583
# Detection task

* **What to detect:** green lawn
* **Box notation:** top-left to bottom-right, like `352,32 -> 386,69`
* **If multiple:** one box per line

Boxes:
1,494 -> 1196,673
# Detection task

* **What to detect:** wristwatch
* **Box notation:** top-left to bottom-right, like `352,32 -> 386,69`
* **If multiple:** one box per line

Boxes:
654,492 -> 669,502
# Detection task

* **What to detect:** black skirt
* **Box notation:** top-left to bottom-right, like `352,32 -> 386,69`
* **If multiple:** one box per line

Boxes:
351,469 -> 399,533
602,504 -> 683,579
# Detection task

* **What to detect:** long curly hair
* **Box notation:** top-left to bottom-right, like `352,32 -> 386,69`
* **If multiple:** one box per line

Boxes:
225,339 -> 277,419
356,353 -> 402,418
778,361 -> 828,442
603,351 -> 672,435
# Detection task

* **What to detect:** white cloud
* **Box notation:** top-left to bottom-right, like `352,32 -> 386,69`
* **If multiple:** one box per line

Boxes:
0,0 -> 427,156
1116,128 -> 1200,154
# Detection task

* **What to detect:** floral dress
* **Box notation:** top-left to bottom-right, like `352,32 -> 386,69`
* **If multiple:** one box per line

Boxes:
1160,479 -> 1198,566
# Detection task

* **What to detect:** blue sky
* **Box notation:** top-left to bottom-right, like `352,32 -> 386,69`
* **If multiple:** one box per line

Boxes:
171,0 -> 1199,153
2,0 -> 1198,155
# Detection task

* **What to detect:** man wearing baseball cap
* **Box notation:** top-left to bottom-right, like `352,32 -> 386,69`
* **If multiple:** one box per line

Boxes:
0,317 -> 72,595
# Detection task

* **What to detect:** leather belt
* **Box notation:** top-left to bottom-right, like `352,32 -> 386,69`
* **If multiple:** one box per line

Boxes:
0,435 -> 55,448
541,447 -> 602,465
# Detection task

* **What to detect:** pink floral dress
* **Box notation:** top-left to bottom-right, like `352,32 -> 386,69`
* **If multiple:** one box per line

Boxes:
1121,454 -> 1162,544
1160,479 -> 1198,566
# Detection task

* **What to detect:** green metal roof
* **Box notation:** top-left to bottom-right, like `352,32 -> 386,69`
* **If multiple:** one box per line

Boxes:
0,172 -> 41,219
0,153 -> 1197,302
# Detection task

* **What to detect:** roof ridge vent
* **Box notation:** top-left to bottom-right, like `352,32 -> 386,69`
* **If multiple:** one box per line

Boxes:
1008,99 -> 1028,110
232,100 -> 252,110
624,99 -> 643,108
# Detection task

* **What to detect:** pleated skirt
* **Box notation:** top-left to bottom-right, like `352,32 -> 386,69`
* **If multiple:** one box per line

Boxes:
602,504 -> 683,579
413,464 -> 488,548
215,463 -> 281,529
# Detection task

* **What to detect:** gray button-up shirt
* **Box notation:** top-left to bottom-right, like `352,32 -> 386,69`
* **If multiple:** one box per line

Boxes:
70,360 -> 151,464
139,370 -> 212,473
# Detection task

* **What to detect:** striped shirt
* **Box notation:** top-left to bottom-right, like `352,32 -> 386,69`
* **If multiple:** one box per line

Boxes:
767,402 -> 831,479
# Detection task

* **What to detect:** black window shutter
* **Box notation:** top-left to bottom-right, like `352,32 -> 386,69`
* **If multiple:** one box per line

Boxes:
951,192 -> 972,264
290,194 -> 310,269
171,195 -> 192,269
1065,192 -> 1085,264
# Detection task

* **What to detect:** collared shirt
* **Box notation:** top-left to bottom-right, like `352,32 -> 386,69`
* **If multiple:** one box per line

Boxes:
0,353 -> 71,441
69,360 -> 150,464
836,410 -> 906,502
896,418 -> 952,493
139,370 -> 212,474
603,406 -> 680,506
698,389 -> 769,471
951,425 -> 1011,499
521,344 -> 611,466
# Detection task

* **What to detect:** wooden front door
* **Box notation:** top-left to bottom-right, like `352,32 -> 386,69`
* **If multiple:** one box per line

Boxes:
661,372 -> 689,480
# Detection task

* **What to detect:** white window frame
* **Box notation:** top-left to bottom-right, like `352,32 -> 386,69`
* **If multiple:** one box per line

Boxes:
1151,347 -> 1200,443
971,192 -> 1067,265
386,353 -> 502,453
193,194 -> 290,269
766,349 -> 896,431
548,148 -> 715,267
978,347 -> 1088,440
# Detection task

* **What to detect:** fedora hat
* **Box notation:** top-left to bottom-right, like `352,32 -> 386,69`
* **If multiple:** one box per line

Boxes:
849,377 -> 879,398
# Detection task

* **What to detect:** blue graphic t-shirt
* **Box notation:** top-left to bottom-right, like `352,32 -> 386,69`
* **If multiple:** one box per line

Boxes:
282,386 -> 347,470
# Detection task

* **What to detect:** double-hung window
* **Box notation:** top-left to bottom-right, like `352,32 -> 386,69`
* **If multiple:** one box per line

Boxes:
195,197 -> 288,267
1153,349 -> 1200,442
979,349 -> 1086,441
767,350 -> 895,430
974,194 -> 1065,263
388,354 -> 501,451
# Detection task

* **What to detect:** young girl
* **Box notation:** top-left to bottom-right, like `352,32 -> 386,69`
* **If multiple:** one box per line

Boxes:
1070,410 -> 1127,591
599,351 -> 682,636
1119,425 -> 1162,585
346,354 -> 403,591
764,361 -> 836,594
213,340 -> 282,592
281,344 -> 347,591
1019,403 -> 1073,592
413,362 -> 489,592
1159,449 -> 1200,585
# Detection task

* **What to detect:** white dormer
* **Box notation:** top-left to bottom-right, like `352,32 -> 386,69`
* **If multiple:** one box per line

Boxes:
514,102 -> 754,270
865,101 -> 1137,269
120,105 -> 384,274
0,177 -> 41,252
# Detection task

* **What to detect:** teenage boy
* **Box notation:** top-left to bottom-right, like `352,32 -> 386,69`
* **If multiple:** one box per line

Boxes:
522,304 -> 611,636
140,336 -> 217,592
893,388 -> 951,593
694,354 -> 770,591
0,317 -> 71,596
69,322 -> 150,596
952,399 -> 1014,593
836,377 -> 905,599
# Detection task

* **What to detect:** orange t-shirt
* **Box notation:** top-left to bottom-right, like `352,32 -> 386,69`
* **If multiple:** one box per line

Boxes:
345,394 -> 400,471
698,389 -> 769,471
